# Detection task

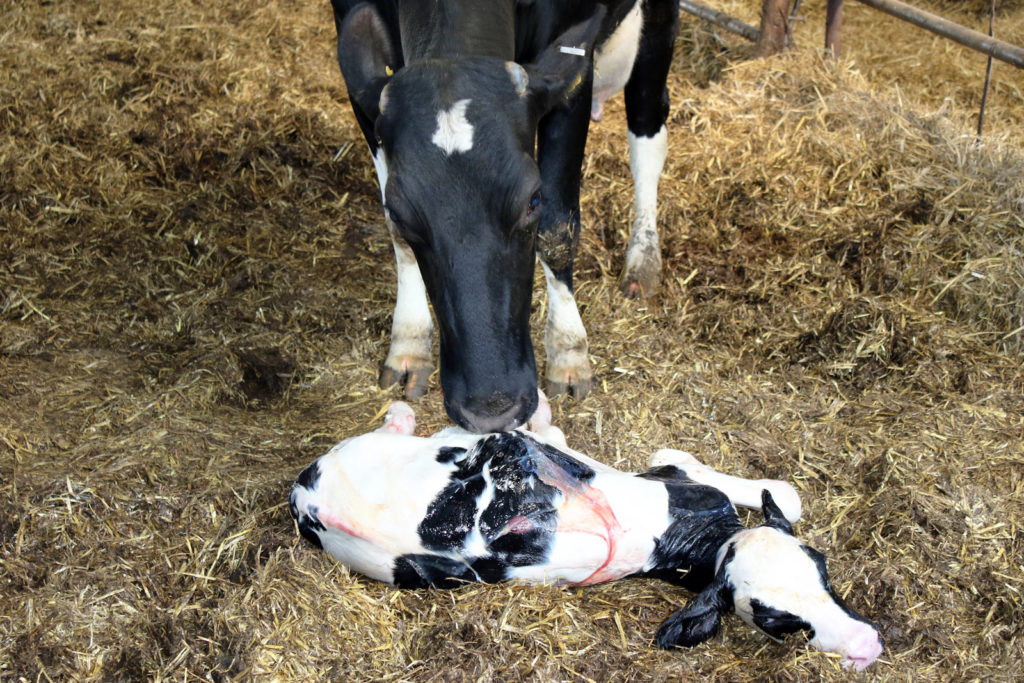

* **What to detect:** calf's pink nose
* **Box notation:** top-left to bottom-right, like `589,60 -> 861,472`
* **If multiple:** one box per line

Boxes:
843,627 -> 883,670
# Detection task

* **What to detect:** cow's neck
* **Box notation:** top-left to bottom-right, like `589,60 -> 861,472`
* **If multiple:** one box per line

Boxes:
643,514 -> 745,592
399,0 -> 515,61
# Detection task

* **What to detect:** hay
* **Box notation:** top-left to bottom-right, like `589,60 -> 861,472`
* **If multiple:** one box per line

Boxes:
2,0 -> 1023,680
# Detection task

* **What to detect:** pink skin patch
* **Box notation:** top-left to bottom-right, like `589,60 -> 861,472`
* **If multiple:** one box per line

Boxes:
531,453 -> 625,586
506,515 -> 535,533
379,401 -> 416,435
316,508 -> 367,542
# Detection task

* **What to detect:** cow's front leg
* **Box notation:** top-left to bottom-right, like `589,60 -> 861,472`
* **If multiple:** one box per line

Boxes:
369,146 -> 433,399
621,0 -> 677,298
379,221 -> 433,399
648,449 -> 802,523
537,69 -> 594,399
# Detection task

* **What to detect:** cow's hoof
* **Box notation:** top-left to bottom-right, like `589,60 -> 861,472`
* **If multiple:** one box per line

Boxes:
546,370 -> 591,400
620,265 -> 660,299
379,361 -> 432,399
621,242 -> 662,299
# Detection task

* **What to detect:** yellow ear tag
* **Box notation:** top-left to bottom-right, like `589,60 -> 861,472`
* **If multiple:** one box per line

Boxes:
385,65 -> 394,77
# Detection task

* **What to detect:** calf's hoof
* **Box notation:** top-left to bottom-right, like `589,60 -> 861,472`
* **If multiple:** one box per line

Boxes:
379,359 -> 432,399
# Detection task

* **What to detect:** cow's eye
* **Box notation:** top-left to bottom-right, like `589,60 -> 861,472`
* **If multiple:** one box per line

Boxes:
387,208 -> 401,226
528,191 -> 541,214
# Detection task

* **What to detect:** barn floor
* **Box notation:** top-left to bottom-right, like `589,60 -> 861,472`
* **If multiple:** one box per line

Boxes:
2,0 -> 1023,680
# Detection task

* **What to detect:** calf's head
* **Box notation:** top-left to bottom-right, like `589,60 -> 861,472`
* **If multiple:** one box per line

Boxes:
657,491 -> 884,670
338,7 -> 601,432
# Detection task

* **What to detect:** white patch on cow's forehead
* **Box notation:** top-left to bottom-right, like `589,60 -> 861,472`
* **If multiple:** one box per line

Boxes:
432,99 -> 474,155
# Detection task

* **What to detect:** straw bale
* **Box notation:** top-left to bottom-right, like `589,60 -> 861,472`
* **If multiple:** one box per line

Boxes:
2,0 -> 1024,681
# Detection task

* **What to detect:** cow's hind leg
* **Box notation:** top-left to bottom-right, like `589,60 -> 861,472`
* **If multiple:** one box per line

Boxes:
647,449 -> 802,523
536,67 -> 594,398
621,0 -> 677,298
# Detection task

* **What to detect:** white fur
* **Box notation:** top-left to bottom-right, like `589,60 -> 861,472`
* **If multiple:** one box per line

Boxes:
371,146 -> 388,203
369,148 -> 434,377
591,0 -> 643,121
432,99 -> 474,155
295,433 -> 469,582
541,261 -> 591,387
623,126 -> 668,283
722,527 -> 883,670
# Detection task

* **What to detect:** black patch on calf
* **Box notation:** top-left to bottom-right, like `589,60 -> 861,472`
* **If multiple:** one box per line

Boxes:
295,462 -> 322,491
656,549 -> 736,649
638,474 -> 743,591
417,457 -> 487,550
417,432 -> 565,569
531,437 -> 596,483
392,553 -> 511,588
749,599 -> 812,640
639,464 -> 694,483
294,504 -> 326,550
435,446 -> 468,464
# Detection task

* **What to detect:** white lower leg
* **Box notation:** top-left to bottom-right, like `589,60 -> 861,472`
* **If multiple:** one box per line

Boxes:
622,127 -> 668,295
542,262 -> 591,390
384,227 -> 433,371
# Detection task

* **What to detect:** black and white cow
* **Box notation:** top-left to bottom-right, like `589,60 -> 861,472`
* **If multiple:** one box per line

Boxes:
331,0 -> 679,432
290,400 -> 884,670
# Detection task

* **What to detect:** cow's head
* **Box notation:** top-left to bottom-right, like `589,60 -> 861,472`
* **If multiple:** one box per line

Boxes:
337,5 -> 600,432
656,491 -> 884,670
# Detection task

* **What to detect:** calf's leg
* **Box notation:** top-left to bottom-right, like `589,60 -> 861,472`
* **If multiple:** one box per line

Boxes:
648,449 -> 802,523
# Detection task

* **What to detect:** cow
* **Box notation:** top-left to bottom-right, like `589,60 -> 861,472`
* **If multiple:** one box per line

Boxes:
289,400 -> 885,670
330,0 -> 679,432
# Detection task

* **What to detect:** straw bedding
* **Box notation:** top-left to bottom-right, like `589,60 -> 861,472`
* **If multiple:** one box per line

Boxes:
2,0 -> 1022,680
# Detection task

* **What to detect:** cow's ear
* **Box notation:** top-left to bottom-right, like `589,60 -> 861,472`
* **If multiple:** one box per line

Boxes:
760,489 -> 794,535
524,7 -> 606,114
655,569 -> 734,648
337,3 -> 396,121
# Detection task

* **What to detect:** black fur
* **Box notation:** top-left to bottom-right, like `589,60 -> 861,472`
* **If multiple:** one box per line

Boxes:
638,467 -> 744,591
750,599 -> 812,640
655,546 -> 736,649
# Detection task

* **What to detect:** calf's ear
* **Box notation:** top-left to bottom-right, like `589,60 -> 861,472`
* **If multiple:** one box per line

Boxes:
656,570 -> 733,648
337,3 -> 396,121
760,489 -> 794,535
525,7 -> 606,115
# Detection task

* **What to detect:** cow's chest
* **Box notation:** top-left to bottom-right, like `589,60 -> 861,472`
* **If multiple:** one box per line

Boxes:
593,0 -> 643,103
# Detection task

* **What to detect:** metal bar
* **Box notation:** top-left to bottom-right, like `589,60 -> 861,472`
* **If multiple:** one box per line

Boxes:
677,0 -> 760,43
856,0 -> 1024,69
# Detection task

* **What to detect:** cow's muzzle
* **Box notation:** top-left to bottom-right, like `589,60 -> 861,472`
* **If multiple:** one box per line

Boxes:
450,390 -> 536,433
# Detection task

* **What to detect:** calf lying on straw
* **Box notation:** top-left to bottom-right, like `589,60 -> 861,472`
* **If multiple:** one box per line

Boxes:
290,397 -> 883,670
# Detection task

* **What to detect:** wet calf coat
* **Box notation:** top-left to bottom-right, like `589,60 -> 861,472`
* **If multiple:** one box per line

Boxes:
331,0 -> 679,431
290,417 -> 884,669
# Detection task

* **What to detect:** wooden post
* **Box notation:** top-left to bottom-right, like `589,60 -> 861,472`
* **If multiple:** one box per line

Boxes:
825,0 -> 844,57
757,0 -> 793,56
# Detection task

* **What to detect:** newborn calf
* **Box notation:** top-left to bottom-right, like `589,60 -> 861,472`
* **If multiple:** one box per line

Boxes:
290,402 -> 882,670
